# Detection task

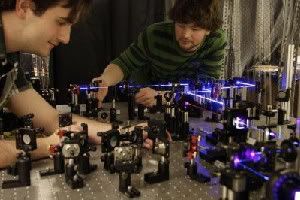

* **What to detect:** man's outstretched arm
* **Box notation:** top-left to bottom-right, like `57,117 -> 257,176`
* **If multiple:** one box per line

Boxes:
0,88 -> 112,168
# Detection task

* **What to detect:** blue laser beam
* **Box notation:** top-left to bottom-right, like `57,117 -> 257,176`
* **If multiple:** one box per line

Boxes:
118,83 -> 189,89
235,81 -> 256,87
239,163 -> 270,181
186,91 -> 224,105
79,86 -> 106,90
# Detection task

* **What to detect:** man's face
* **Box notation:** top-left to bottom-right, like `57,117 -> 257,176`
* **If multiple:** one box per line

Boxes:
21,4 -> 73,56
175,23 -> 210,53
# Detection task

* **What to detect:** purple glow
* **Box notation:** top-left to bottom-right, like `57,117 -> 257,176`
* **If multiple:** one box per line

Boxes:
245,149 -> 255,159
233,157 -> 241,167
295,191 -> 300,200
296,118 -> 300,135
244,149 -> 262,163
269,132 -> 276,137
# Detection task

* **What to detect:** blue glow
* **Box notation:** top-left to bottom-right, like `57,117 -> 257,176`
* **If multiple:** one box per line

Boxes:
235,81 -> 256,87
235,158 -> 255,163
186,92 -> 224,105
295,191 -> 300,200
195,84 -> 255,93
117,81 -> 255,92
151,83 -> 189,87
151,84 -> 173,87
79,86 -> 106,91
276,149 -> 282,153
118,83 -> 189,90
233,117 -> 248,129
239,163 -> 270,181
197,89 -> 211,93
118,85 -> 137,89
222,85 -> 254,89
196,84 -> 255,92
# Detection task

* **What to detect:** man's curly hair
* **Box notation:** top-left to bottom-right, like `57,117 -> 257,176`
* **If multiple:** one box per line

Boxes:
169,0 -> 223,32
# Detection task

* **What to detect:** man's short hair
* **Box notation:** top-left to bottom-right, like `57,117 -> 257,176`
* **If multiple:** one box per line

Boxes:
169,0 -> 223,32
0,0 -> 91,23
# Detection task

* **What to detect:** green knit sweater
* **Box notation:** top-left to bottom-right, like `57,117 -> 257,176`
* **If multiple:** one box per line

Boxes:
111,21 -> 227,83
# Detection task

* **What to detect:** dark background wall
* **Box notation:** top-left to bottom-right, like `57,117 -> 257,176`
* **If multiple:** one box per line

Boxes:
52,0 -> 165,104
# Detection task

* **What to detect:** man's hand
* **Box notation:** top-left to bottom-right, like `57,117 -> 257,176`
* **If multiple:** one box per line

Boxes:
92,77 -> 109,108
135,87 -> 158,107
0,140 -> 18,169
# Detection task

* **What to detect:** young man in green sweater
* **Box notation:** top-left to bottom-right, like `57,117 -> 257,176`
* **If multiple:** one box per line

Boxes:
94,0 -> 227,107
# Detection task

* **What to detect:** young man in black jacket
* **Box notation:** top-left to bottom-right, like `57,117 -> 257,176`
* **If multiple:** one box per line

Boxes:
0,0 -> 116,168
